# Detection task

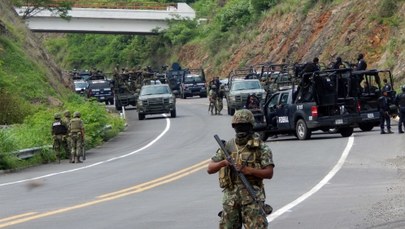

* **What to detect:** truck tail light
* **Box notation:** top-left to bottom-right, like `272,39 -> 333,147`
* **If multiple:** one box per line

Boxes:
311,106 -> 318,118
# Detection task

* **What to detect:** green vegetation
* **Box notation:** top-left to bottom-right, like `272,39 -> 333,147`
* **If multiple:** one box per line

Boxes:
0,7 -> 126,170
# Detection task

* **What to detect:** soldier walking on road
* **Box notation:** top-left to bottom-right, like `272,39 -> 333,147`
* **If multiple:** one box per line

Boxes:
69,112 -> 85,163
52,113 -> 68,162
378,91 -> 394,134
207,109 -> 275,229
395,85 -> 405,133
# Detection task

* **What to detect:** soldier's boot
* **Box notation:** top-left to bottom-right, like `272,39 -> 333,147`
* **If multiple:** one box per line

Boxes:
76,156 -> 82,163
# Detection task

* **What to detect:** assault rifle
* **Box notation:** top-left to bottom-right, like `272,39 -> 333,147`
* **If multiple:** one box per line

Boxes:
214,134 -> 271,216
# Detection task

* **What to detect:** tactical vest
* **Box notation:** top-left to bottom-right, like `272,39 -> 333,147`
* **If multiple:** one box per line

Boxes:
52,121 -> 67,135
69,118 -> 82,133
219,137 -> 263,189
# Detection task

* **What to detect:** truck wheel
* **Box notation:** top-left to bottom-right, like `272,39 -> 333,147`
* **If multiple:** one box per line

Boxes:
229,108 -> 235,116
340,127 -> 353,137
358,123 -> 374,131
227,105 -> 231,115
170,109 -> 177,118
138,113 -> 145,120
296,119 -> 311,140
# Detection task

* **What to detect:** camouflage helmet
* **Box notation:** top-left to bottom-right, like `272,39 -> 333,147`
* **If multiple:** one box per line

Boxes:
231,109 -> 255,126
54,113 -> 61,119
73,111 -> 81,118
64,110 -> 71,118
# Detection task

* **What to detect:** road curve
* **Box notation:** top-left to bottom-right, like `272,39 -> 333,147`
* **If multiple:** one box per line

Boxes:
0,98 -> 404,228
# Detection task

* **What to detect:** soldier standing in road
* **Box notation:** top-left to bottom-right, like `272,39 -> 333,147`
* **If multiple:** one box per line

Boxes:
378,91 -> 394,134
207,109 -> 275,229
395,85 -> 405,133
208,84 -> 218,115
52,113 -> 68,162
62,110 -> 71,159
69,112 -> 85,163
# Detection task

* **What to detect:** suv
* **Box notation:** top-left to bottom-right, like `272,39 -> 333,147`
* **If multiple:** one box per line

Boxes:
180,72 -> 207,99
86,80 -> 114,105
259,68 -> 360,140
136,84 -> 176,120
226,79 -> 265,115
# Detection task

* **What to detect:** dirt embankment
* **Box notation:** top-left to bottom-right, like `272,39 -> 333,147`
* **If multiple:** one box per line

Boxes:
178,1 -> 405,84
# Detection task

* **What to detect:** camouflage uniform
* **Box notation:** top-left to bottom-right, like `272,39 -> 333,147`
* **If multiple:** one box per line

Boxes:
61,110 -> 71,159
69,112 -> 85,163
52,113 -> 68,162
210,109 -> 275,229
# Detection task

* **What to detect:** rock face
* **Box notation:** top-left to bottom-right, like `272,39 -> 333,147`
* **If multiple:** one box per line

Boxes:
177,1 -> 405,85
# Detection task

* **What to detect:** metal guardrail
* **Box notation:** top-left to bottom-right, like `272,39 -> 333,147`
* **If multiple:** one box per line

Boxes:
11,145 -> 53,160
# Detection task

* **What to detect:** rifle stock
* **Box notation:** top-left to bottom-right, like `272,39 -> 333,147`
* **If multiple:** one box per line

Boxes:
214,134 -> 267,216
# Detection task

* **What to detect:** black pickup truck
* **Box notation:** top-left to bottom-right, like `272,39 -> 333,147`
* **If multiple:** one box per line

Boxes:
258,68 -> 361,140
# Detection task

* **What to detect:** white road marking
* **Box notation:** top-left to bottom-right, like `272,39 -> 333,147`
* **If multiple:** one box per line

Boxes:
268,135 -> 354,222
0,115 -> 171,187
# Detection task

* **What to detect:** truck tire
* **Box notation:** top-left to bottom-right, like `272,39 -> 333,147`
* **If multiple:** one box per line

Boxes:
340,127 -> 353,137
138,113 -> 145,120
171,109 -> 177,118
358,123 -> 374,131
296,119 -> 311,140
229,108 -> 235,116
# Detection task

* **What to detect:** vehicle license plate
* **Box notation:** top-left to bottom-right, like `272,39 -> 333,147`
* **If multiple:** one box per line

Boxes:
335,119 -> 343,125
100,96 -> 105,100
367,113 -> 374,118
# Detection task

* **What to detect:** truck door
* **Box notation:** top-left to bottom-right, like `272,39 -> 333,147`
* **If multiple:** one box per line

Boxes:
275,92 -> 291,130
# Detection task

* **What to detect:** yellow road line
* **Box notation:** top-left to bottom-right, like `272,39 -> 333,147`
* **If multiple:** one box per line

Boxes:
0,212 -> 37,223
98,159 -> 210,198
0,160 -> 210,228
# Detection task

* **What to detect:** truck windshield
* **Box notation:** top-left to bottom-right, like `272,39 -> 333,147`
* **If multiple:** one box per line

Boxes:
184,75 -> 204,84
141,86 -> 170,95
231,81 -> 261,90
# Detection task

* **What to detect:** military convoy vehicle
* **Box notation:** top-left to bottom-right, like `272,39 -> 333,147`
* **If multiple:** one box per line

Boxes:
136,84 -> 176,120
179,68 -> 207,99
225,68 -> 266,115
258,68 -> 361,140
112,71 -> 141,111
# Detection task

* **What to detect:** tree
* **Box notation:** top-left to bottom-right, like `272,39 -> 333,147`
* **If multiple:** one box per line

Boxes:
12,0 -> 72,19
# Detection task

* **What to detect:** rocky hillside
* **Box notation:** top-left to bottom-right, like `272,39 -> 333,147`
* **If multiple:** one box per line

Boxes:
178,0 -> 405,86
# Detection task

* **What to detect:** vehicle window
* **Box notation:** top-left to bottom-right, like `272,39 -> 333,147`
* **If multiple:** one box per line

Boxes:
89,82 -> 110,89
280,93 -> 289,104
141,86 -> 170,95
184,75 -> 203,83
268,94 -> 280,111
231,81 -> 261,90
75,82 -> 88,88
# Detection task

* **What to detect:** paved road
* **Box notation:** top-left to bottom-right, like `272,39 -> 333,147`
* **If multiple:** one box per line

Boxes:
0,97 -> 404,228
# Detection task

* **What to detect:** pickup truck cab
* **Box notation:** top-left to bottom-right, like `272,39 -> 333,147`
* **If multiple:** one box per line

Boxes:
259,69 -> 360,140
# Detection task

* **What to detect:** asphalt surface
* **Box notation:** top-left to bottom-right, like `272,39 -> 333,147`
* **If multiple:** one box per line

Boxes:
1,98 -> 405,228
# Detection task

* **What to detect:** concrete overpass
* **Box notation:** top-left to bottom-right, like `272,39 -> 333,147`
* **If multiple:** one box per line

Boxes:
14,3 -> 195,34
